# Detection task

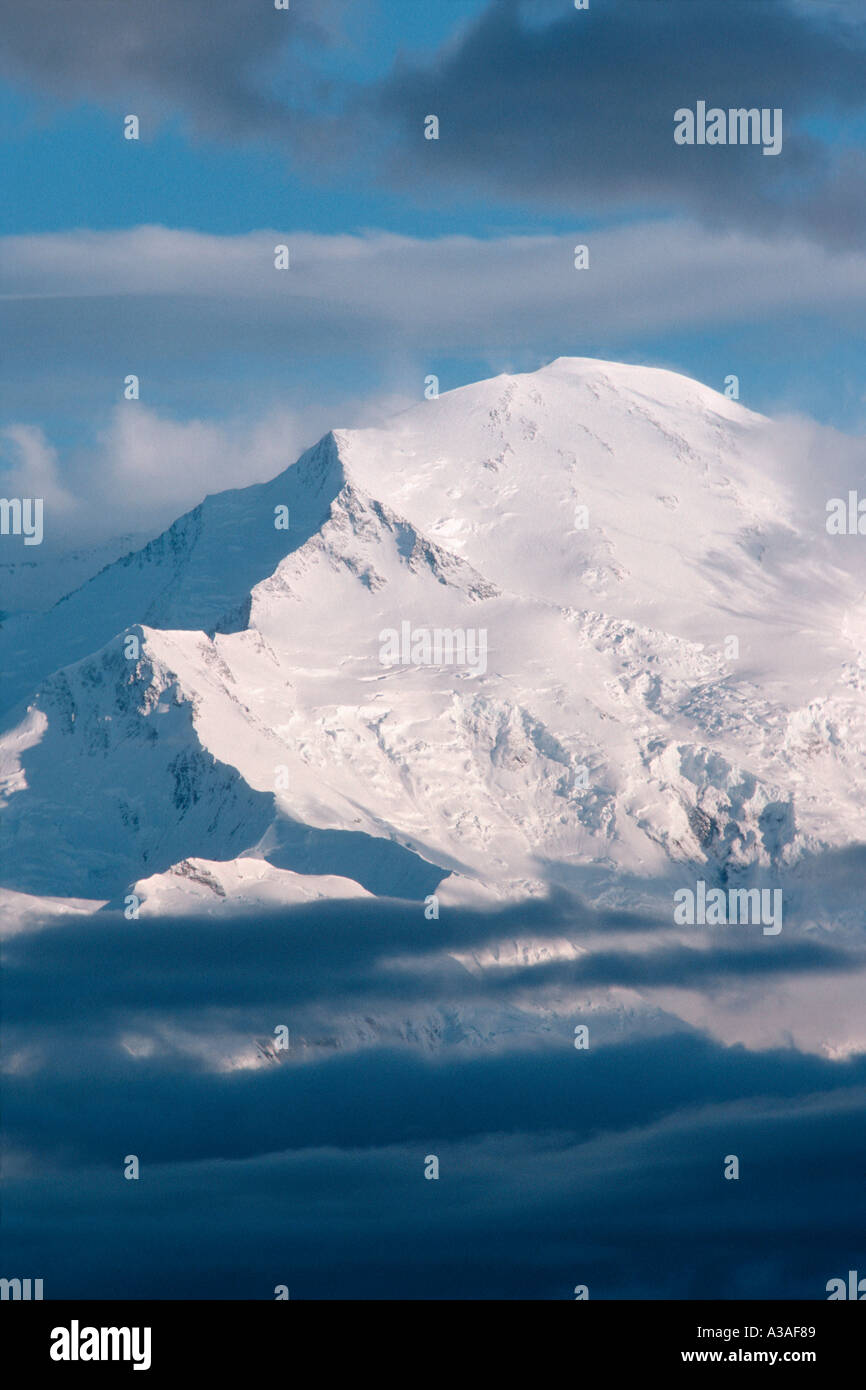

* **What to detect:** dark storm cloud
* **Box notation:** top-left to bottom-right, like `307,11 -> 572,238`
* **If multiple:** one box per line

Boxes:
370,0 -> 866,245
3,894 -> 863,1193
4,1058 -> 866,1298
7,1020 -> 866,1165
0,0 -> 350,140
1,895 -> 574,1019
3,1 -> 865,246
3,898 -> 855,1030
6,893 -> 866,1298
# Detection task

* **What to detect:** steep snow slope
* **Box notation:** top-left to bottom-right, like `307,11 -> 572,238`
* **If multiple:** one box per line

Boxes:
2,358 -> 866,1053
0,433 -> 343,717
0,531 -> 150,619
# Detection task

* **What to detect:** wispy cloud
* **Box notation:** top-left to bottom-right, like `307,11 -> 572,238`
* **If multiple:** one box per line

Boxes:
4,222 -> 866,341
2,222 -> 864,543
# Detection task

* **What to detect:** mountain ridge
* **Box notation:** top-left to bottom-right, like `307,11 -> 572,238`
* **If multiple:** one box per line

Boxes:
2,357 -> 864,953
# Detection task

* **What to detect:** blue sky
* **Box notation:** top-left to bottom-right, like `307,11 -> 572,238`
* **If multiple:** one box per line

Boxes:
0,2 -> 499,238
2,0 -> 866,545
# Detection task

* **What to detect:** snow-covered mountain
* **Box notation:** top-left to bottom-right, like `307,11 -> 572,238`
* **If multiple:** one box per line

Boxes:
2,358 -> 865,1054
0,530 -> 152,621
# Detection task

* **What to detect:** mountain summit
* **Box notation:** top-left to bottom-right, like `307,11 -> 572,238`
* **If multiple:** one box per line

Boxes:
2,359 -> 864,934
